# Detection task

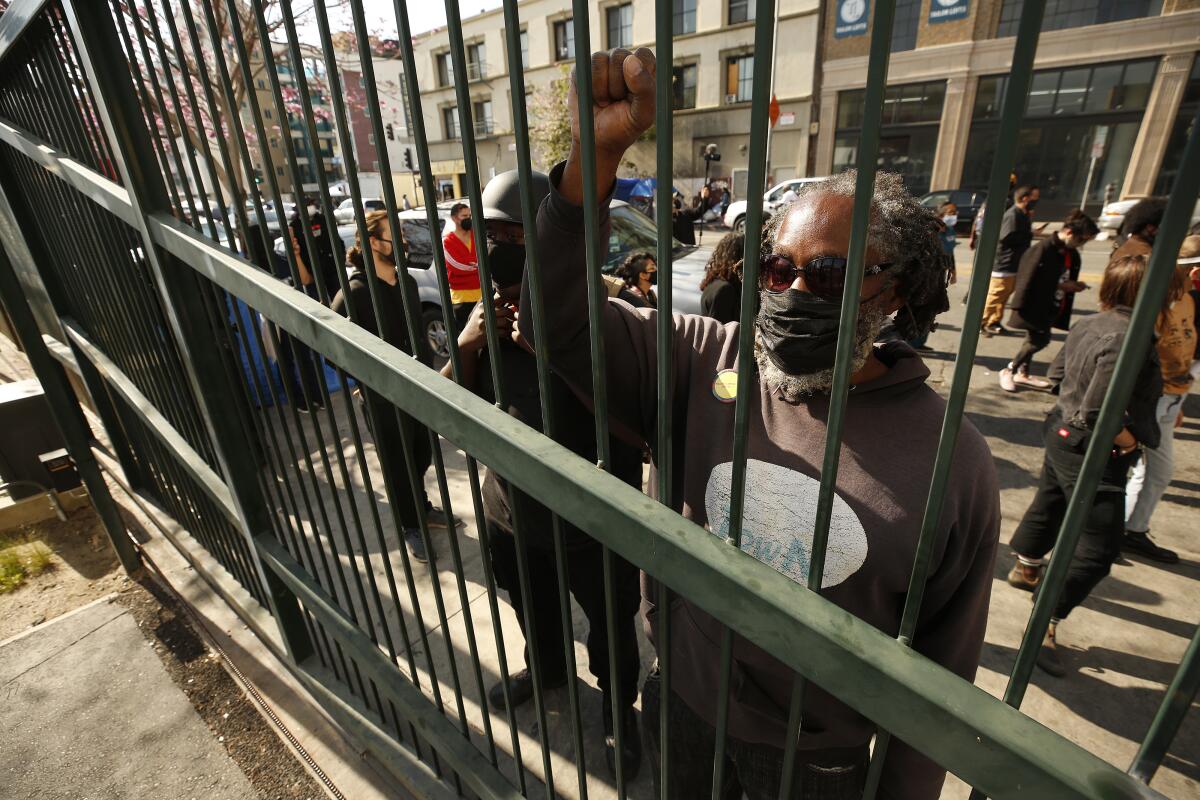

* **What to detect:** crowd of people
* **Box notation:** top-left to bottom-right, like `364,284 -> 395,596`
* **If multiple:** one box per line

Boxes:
263,46 -> 1196,799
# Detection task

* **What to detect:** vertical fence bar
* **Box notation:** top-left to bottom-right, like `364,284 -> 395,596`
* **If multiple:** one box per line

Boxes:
1129,624 -> 1200,783
863,2 -> 1047,795
710,1 -> 776,796
0,210 -> 139,574
498,1 -> 592,796
59,0 -> 313,663
652,1 -> 675,797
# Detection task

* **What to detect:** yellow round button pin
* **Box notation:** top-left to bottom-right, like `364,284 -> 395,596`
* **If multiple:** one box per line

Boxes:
712,369 -> 738,403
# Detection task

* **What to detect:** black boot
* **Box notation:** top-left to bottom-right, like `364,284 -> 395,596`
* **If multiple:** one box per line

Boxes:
602,697 -> 642,781
487,668 -> 566,711
1122,530 -> 1179,564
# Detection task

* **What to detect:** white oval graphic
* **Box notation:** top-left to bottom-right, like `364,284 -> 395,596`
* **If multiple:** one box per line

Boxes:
705,459 -> 868,589
840,0 -> 867,24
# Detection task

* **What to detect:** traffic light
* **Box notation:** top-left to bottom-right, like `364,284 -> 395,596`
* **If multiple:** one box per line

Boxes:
403,147 -> 414,171
385,123 -> 395,140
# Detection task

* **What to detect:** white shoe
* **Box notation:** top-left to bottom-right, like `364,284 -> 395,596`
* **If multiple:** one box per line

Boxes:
999,367 -> 1017,393
1013,371 -> 1051,389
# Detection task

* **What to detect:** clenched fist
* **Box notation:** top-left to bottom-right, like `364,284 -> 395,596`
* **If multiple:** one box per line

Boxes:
561,48 -> 656,206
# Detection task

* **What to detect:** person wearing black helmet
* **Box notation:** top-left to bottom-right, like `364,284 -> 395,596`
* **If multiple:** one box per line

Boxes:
441,170 -> 645,778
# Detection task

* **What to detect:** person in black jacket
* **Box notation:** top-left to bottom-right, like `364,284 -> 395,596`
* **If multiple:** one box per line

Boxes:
1006,253 -> 1165,677
698,230 -> 744,324
981,185 -> 1039,335
999,211 -> 1098,392
444,171 -> 644,779
671,186 -> 707,245
329,210 -> 457,563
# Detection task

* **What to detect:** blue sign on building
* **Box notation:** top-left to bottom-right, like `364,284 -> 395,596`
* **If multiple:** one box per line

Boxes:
834,0 -> 870,38
929,0 -> 970,23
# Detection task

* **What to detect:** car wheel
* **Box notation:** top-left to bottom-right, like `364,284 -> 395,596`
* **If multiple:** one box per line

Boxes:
733,215 -> 746,234
422,306 -> 450,365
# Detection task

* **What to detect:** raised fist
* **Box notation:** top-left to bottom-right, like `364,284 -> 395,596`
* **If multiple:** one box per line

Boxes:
569,48 -> 656,162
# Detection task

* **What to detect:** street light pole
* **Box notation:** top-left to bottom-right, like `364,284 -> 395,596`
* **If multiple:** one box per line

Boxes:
763,0 -> 781,189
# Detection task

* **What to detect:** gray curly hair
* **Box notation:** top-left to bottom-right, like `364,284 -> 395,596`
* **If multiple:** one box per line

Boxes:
760,170 -> 950,339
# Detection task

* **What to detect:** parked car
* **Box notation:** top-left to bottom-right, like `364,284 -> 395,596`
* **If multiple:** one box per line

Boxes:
334,197 -> 385,224
919,189 -> 987,234
274,200 -> 712,362
1097,197 -> 1200,235
722,177 -> 825,234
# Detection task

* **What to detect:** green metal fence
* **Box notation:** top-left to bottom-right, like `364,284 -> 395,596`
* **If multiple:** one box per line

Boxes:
0,1 -> 1195,798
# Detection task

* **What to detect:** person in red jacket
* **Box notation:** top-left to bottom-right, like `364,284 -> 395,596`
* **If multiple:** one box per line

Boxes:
443,202 -> 481,333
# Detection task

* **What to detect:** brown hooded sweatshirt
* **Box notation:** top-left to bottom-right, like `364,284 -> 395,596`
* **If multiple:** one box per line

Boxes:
520,163 -> 1001,799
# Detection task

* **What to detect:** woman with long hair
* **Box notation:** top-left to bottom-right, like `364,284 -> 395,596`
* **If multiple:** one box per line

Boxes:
699,230 -> 744,324
615,250 -> 658,308
1006,254 -> 1166,677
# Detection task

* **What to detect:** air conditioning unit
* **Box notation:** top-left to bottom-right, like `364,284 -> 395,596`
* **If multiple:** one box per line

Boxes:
725,93 -> 739,104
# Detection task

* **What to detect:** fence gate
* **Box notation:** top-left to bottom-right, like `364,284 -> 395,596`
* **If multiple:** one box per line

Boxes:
0,1 -> 1196,799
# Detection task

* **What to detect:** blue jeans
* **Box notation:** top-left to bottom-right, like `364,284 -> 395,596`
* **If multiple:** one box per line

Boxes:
1125,393 -> 1184,533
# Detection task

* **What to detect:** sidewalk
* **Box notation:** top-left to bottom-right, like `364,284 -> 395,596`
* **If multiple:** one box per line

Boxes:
0,595 -> 256,799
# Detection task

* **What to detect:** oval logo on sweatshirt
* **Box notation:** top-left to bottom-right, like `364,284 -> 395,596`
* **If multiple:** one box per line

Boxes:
704,459 -> 868,588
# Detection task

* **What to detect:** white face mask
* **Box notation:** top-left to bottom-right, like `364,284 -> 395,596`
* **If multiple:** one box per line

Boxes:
943,214 -> 958,228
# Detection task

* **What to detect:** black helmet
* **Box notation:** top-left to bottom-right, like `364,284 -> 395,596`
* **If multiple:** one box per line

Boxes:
481,169 -> 550,224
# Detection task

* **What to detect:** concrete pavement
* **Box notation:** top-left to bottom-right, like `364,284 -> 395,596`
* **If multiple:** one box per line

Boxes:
0,595 -> 257,799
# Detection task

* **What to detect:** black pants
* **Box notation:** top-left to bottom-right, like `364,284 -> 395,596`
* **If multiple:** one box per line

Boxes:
1011,328 -> 1052,373
1009,415 -> 1138,620
276,327 -> 322,409
357,387 -> 433,530
488,529 -> 641,708
641,668 -> 869,800
452,301 -> 476,336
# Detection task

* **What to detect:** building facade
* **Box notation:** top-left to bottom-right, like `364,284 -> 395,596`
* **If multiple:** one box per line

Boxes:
388,0 -> 820,202
815,0 -> 1200,217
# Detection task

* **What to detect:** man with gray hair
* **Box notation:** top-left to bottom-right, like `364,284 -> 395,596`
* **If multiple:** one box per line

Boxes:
522,48 -> 1000,799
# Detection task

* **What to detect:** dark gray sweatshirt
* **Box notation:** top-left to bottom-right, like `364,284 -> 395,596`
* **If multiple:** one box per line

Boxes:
521,163 -> 1001,799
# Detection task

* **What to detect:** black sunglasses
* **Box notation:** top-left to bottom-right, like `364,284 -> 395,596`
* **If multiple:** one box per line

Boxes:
760,254 -> 896,300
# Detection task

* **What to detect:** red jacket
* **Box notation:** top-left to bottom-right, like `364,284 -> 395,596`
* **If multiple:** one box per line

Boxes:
442,229 -> 480,295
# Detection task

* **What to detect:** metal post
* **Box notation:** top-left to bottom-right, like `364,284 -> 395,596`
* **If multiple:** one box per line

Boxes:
59,0 -> 312,663
0,239 -> 139,574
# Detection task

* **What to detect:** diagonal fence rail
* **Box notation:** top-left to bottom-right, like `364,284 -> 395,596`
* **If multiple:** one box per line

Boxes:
0,1 -> 1195,798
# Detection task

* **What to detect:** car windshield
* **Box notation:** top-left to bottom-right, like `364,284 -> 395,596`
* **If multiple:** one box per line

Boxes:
605,205 -> 688,271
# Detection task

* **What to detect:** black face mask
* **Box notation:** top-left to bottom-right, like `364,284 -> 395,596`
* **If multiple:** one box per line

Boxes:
644,270 -> 658,286
1024,199 -> 1039,211
756,290 -> 843,375
459,217 -> 473,231
487,241 -> 526,288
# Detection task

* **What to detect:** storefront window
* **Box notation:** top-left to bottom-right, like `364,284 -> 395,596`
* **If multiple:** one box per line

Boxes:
834,81 -> 946,195
962,59 -> 1158,215
996,0 -> 1163,38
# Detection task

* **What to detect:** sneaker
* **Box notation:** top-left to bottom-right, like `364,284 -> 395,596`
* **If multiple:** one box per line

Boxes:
1006,559 -> 1042,592
424,506 -> 461,529
999,367 -> 1017,393
1122,531 -> 1179,564
487,668 -> 567,711
403,528 -> 428,564
602,698 -> 643,781
1036,624 -> 1066,677
1013,370 -> 1052,389
983,323 -> 1005,336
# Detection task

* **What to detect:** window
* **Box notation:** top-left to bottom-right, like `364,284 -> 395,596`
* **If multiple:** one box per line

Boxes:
726,54 -> 753,103
996,0 -> 1164,37
728,0 -> 754,24
467,42 -> 486,81
963,59 -> 1160,211
672,63 -> 698,109
256,79 -> 266,89
554,19 -> 575,62
442,106 -> 460,139
834,81 -> 947,196
520,29 -> 529,69
367,133 -> 375,146
264,108 -> 272,120
607,4 -> 633,49
436,52 -> 453,87
891,0 -> 921,53
276,165 -> 284,176
473,100 -> 494,135
674,0 -> 697,35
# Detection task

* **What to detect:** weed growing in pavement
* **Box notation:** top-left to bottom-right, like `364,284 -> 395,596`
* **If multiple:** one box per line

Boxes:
0,534 -> 55,593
